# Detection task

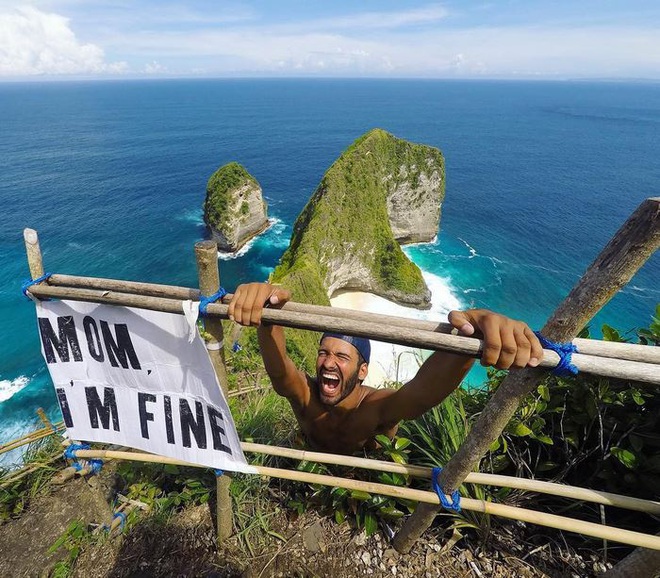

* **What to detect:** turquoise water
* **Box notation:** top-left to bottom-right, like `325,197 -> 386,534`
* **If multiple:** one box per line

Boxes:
1,79 -> 658,457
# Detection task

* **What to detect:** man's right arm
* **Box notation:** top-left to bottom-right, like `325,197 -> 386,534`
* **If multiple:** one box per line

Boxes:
228,283 -> 309,405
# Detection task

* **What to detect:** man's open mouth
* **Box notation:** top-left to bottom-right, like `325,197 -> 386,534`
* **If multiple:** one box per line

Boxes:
320,372 -> 341,397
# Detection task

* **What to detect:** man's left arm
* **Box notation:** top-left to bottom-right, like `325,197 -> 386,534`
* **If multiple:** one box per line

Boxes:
375,310 -> 544,425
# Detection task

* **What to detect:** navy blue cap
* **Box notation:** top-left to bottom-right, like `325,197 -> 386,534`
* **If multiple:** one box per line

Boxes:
320,332 -> 371,364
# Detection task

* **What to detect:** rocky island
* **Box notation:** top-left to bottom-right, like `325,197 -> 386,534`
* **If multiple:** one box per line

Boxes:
203,162 -> 270,252
270,128 -> 445,367
272,128 -> 444,308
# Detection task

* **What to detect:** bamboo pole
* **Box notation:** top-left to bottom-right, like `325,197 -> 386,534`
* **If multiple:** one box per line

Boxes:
393,197 -> 660,553
117,493 -> 150,511
0,425 -> 65,456
68,448 -> 660,551
0,455 -> 63,489
52,464 -> 93,484
195,240 -> 233,544
228,385 -> 269,397
36,408 -> 54,431
23,228 -> 44,279
45,274 -> 660,365
239,442 -> 660,515
24,284 -> 660,385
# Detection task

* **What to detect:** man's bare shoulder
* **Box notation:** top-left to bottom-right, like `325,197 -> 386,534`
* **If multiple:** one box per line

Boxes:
360,385 -> 397,405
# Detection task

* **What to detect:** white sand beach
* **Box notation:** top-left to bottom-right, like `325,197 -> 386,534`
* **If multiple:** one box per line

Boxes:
330,272 -> 463,387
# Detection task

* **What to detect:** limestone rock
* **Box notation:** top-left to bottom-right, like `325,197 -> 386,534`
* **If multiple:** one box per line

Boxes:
386,165 -> 443,244
272,128 -> 444,309
203,162 -> 269,252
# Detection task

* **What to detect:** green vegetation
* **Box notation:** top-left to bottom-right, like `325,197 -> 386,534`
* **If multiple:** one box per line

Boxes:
203,162 -> 258,231
0,435 -> 64,522
48,520 -> 94,578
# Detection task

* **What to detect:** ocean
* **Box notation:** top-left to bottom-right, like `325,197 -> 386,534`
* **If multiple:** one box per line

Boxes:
1,79 -> 658,463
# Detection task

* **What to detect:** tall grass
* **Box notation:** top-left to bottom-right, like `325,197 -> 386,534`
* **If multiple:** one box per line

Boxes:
400,392 -> 494,539
1,435 -> 64,522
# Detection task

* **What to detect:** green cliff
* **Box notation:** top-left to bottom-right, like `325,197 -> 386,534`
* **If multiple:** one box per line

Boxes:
204,162 -> 269,252
270,128 -> 445,368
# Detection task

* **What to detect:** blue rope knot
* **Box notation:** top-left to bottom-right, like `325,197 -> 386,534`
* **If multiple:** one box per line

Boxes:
64,443 -> 102,475
232,340 -> 242,353
199,287 -> 227,316
534,331 -> 579,377
21,272 -> 53,299
214,469 -> 224,477
63,442 -> 91,460
431,467 -> 461,513
113,511 -> 127,531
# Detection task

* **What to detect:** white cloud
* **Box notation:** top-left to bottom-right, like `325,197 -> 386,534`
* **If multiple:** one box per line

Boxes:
0,6 -> 126,75
102,23 -> 660,78
143,60 -> 167,74
301,5 -> 450,31
0,3 -> 659,79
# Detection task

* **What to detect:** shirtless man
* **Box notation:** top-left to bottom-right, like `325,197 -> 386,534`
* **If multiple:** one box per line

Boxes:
228,283 -> 543,455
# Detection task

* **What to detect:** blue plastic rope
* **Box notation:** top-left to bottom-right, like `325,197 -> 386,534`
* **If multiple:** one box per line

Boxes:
199,287 -> 227,316
64,442 -> 91,460
534,331 -> 579,377
113,511 -> 127,531
431,467 -> 461,513
214,469 -> 224,477
21,272 -> 53,298
64,443 -> 103,475
232,341 -> 242,353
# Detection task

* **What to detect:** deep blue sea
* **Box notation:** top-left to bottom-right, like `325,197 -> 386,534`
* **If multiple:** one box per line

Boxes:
1,79 -> 659,462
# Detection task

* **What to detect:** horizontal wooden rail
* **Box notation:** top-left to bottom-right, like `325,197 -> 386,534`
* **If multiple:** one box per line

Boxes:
70,448 -> 660,551
0,454 -> 62,489
240,442 -> 660,516
26,284 -> 660,385
4,426 -> 655,516
47,273 -> 660,365
0,423 -> 65,456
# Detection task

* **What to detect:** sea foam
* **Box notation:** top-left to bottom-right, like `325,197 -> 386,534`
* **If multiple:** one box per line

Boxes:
0,376 -> 29,403
217,218 -> 279,261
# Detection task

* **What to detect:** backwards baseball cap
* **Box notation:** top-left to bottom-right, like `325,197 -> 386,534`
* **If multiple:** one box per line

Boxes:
320,332 -> 371,364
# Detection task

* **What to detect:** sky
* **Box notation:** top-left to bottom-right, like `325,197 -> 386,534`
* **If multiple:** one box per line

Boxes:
1,1 -> 660,80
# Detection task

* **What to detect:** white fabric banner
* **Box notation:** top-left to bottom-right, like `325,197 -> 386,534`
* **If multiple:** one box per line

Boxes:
35,299 -> 256,474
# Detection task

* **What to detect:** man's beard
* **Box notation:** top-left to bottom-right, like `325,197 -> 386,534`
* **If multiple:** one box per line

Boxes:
318,366 -> 361,406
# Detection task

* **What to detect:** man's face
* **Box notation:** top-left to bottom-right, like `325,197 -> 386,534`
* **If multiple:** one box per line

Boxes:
316,337 -> 367,406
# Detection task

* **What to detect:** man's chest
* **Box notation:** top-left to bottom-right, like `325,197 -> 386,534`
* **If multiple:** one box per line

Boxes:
296,404 -> 381,455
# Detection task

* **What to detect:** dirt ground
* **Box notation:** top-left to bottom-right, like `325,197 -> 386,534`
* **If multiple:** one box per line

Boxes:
0,468 -> 615,578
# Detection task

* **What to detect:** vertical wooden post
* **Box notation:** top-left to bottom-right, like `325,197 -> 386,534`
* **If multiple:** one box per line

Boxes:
23,228 -> 44,279
37,408 -> 54,432
195,240 -> 233,544
393,197 -> 660,553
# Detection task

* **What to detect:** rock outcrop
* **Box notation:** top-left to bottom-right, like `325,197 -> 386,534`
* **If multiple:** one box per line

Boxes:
203,162 -> 269,252
272,128 -> 445,311
386,164 -> 443,244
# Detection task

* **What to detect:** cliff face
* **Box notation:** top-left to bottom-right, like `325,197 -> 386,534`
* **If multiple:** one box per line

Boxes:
272,129 -> 445,314
203,162 -> 269,252
386,166 -> 443,244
